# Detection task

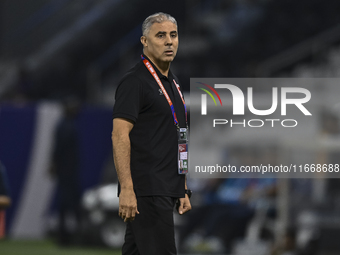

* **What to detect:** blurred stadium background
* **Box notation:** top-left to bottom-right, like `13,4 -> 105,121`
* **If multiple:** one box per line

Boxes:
1,0 -> 340,254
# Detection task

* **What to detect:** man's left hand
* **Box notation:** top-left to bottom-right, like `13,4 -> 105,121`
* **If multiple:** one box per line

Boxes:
178,194 -> 191,215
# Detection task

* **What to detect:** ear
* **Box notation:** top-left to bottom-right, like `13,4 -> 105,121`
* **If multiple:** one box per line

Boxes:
140,36 -> 147,47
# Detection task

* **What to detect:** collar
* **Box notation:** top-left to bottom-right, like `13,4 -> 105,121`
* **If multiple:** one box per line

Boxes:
141,54 -> 174,81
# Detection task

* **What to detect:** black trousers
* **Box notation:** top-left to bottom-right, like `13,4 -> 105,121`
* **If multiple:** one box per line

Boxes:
122,196 -> 177,255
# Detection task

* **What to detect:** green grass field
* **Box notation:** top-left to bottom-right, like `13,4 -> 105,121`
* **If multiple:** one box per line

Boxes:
0,239 -> 121,255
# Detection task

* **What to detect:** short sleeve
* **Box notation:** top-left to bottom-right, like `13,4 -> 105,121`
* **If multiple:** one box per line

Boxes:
112,75 -> 143,123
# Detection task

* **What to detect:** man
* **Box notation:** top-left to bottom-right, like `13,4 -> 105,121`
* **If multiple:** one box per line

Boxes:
0,161 -> 11,239
112,12 -> 191,255
0,161 -> 10,209
50,98 -> 81,246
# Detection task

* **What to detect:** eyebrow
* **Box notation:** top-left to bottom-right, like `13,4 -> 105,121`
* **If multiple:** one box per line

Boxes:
155,31 -> 177,36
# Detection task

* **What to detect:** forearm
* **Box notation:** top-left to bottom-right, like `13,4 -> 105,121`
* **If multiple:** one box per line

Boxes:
112,134 -> 133,189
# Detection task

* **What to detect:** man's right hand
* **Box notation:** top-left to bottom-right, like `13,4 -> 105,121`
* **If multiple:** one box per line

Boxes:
118,188 -> 139,222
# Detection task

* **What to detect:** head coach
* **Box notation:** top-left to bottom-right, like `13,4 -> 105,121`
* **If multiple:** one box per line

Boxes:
111,12 -> 192,255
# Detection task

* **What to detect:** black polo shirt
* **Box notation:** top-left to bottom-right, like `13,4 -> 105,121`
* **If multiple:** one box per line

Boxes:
112,55 -> 186,198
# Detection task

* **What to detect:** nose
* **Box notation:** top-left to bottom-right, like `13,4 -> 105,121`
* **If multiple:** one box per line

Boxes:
165,34 -> 173,45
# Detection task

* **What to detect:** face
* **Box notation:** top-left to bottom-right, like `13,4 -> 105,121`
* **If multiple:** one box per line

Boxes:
141,21 -> 178,64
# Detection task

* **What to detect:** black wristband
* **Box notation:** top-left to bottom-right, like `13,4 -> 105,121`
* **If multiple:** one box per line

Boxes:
185,189 -> 192,198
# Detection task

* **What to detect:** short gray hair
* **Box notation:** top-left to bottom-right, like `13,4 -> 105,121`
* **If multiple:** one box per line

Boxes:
142,12 -> 177,36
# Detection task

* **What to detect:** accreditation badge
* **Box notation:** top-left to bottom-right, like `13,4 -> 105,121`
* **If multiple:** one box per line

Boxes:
178,128 -> 189,175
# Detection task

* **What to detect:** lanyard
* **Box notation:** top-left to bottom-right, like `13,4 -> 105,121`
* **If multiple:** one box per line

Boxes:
141,55 -> 187,128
